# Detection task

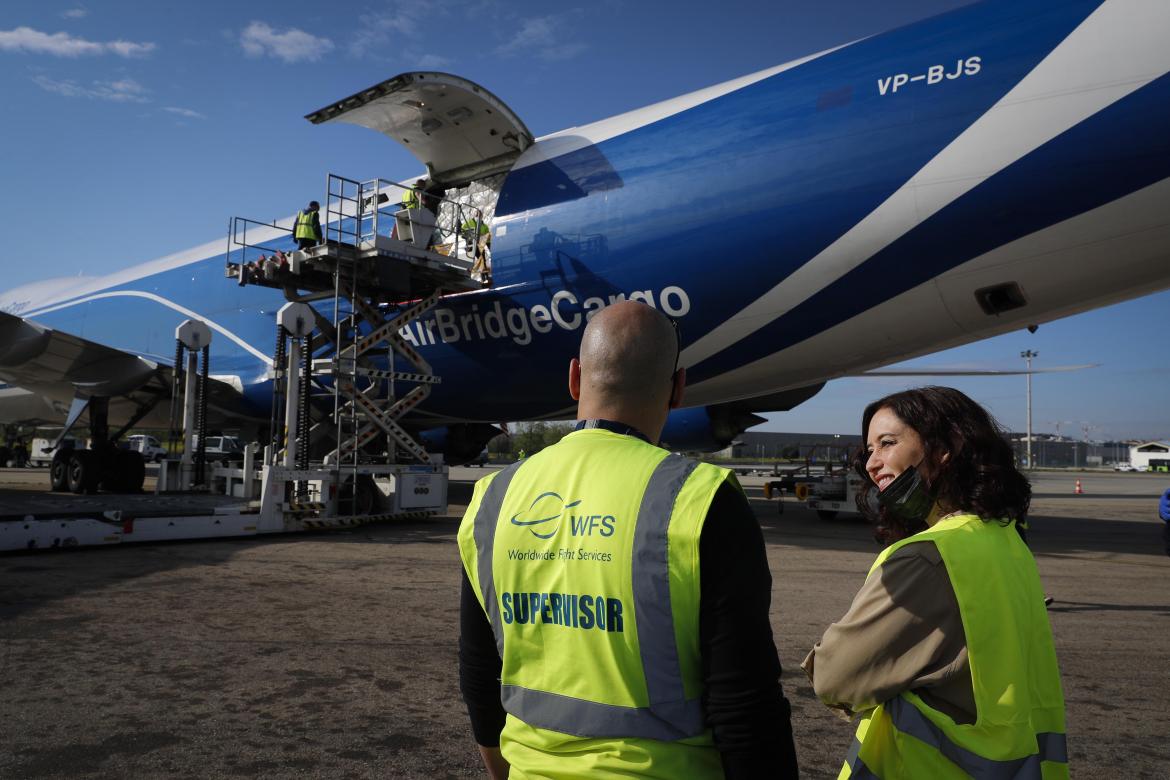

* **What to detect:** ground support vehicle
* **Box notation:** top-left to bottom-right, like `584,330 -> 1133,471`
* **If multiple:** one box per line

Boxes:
27,437 -> 78,468
1,185 -> 475,551
764,467 -> 867,520
203,435 -> 246,466
0,461 -> 447,552
127,434 -> 166,463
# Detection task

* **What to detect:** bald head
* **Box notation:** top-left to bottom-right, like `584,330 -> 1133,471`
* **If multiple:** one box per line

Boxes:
576,301 -> 679,413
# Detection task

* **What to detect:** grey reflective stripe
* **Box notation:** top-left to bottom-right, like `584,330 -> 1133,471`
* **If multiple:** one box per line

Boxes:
632,453 -> 703,736
472,461 -> 523,657
501,685 -> 701,741
843,737 -> 881,780
885,697 -> 1067,779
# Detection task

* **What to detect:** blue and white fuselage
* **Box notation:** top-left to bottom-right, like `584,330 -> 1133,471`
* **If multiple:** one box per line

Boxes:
3,0 -> 1170,438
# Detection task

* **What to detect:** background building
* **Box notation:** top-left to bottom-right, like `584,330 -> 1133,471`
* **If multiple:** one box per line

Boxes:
1131,441 -> 1170,470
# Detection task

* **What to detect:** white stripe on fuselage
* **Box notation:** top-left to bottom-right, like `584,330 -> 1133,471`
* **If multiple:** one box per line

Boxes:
7,226 -> 288,316
681,0 -> 1170,370
687,172 -> 1170,405
27,290 -> 273,366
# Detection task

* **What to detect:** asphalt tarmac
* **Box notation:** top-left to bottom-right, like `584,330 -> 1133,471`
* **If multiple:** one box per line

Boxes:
1,467 -> 1167,778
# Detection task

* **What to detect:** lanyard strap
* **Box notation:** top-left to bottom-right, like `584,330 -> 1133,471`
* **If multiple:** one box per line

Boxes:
574,418 -> 652,444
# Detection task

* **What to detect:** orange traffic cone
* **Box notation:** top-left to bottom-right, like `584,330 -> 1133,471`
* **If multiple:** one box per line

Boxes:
1074,479 -> 1083,495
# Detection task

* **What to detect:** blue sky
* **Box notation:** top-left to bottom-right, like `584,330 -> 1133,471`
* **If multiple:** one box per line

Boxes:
0,0 -> 1166,441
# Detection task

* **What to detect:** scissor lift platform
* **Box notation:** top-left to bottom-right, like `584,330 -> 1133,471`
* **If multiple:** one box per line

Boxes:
227,235 -> 483,301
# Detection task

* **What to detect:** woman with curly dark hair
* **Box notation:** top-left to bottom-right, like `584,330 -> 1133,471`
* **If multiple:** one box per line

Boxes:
802,387 -> 1067,779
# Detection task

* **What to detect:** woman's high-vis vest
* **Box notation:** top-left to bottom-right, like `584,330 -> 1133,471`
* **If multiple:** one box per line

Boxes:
457,428 -> 736,779
841,513 -> 1068,780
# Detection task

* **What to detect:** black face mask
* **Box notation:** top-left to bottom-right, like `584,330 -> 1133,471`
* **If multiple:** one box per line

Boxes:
875,465 -> 936,526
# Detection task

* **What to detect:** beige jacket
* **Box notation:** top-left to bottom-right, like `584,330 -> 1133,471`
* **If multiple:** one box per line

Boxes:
801,540 -> 976,725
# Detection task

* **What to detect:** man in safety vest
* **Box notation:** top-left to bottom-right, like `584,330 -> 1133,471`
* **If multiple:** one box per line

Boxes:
294,200 -> 322,250
401,178 -> 425,210
462,217 -> 491,281
457,301 -> 798,779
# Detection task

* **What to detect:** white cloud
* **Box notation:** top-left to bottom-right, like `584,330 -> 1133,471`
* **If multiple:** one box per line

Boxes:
540,41 -> 587,62
32,74 -> 149,102
60,8 -> 88,19
106,40 -> 156,58
350,9 -> 422,59
0,26 -> 154,57
494,15 -> 587,61
239,21 -> 333,63
163,106 -> 205,119
409,52 -> 451,69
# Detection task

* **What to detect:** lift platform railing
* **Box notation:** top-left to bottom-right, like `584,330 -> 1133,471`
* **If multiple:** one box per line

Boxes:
224,216 -> 295,281
324,173 -> 362,248
324,174 -> 486,261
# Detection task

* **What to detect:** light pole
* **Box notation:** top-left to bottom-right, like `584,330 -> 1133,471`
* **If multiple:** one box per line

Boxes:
1021,350 -> 1038,470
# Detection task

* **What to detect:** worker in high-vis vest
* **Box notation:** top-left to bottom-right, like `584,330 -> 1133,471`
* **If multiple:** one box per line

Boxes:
293,200 -> 322,250
458,301 -> 798,779
804,386 -> 1067,779
401,178 -> 427,210
461,217 -> 491,281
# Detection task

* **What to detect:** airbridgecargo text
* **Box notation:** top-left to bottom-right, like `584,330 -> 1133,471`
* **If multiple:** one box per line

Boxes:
398,286 -> 691,348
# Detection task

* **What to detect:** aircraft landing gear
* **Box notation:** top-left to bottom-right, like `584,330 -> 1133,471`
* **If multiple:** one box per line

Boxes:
47,396 -> 148,495
67,450 -> 100,494
50,451 -> 70,492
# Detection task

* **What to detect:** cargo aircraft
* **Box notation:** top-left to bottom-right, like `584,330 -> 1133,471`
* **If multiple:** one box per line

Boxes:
2,0 -> 1169,490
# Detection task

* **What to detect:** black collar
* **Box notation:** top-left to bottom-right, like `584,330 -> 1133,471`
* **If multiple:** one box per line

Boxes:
574,418 -> 652,444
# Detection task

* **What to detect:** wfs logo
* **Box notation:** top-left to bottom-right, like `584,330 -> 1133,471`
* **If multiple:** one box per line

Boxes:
510,492 -> 616,539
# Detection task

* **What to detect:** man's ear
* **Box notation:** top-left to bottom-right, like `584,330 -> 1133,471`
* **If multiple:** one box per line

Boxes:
569,357 -> 582,401
668,367 -> 686,409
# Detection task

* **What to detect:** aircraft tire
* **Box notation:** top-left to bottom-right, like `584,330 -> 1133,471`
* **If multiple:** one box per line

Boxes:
67,451 -> 99,494
50,454 -> 70,492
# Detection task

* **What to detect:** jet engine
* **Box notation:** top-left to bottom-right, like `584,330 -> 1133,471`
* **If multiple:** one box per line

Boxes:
658,383 -> 827,452
658,406 -> 767,453
417,423 -> 504,464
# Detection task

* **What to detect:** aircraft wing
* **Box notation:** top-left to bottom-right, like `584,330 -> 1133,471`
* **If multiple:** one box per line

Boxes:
0,311 -> 256,430
857,365 -> 1098,377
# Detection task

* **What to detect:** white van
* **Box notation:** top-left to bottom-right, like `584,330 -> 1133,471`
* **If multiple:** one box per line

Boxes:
127,434 -> 167,462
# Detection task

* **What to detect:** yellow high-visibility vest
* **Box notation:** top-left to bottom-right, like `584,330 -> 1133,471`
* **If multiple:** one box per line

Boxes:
294,210 -> 318,241
458,428 -> 735,779
461,218 -> 489,236
840,513 -> 1068,779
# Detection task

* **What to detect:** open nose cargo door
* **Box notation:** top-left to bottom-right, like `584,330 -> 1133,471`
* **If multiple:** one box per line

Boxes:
304,71 -> 534,187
